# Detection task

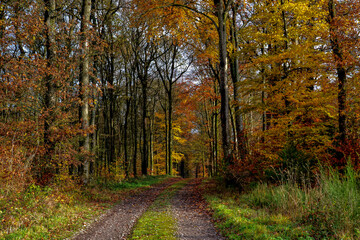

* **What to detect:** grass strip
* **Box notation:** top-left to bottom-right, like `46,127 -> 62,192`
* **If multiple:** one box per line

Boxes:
0,175 -> 169,239
130,179 -> 190,240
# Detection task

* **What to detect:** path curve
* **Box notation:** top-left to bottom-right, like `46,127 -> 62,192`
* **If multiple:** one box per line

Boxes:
171,178 -> 225,240
71,178 -> 180,240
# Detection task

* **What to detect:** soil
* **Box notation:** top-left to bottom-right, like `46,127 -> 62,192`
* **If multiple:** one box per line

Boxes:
171,179 -> 224,240
71,178 -> 224,240
71,178 -> 180,240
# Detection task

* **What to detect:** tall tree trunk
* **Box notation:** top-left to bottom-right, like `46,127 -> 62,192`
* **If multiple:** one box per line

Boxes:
79,0 -> 91,183
132,114 -> 138,177
329,0 -> 347,145
229,4 -> 247,159
90,89 -> 98,175
214,82 -> 219,175
102,94 -> 109,174
168,89 -> 173,175
42,0 -> 56,184
280,0 -> 292,139
124,97 -> 130,178
164,104 -> 168,174
141,82 -> 148,175
215,0 -> 233,170
103,52 -> 116,173
132,86 -> 138,177
149,116 -> 154,175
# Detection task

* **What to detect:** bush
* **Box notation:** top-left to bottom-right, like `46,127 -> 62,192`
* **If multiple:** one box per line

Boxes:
277,144 -> 316,186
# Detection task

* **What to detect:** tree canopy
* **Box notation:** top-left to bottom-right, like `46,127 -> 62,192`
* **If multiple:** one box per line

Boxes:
1,0 -> 360,188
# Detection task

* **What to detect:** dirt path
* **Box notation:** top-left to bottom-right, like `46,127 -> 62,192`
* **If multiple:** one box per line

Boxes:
171,179 -> 224,240
72,178 -> 223,240
71,178 -> 180,240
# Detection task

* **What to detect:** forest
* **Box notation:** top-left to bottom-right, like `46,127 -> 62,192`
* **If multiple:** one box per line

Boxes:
1,0 -> 360,239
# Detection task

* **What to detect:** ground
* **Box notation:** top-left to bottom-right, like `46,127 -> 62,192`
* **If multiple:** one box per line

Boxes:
71,178 -> 223,240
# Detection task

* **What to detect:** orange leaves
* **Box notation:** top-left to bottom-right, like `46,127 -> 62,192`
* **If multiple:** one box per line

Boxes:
0,1 -> 102,186
0,120 -> 37,192
131,0 -> 214,49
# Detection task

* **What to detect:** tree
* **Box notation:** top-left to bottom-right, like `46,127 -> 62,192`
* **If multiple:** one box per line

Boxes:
79,0 -> 92,183
229,2 -> 247,159
155,39 -> 191,175
214,0 -> 234,171
132,30 -> 158,176
327,0 -> 359,146
42,0 -> 57,183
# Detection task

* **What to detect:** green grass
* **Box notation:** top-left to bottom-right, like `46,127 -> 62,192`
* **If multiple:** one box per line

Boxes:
130,179 -> 189,240
96,175 -> 168,191
205,164 -> 360,239
206,195 -> 312,240
243,164 -> 360,239
0,175 -> 169,239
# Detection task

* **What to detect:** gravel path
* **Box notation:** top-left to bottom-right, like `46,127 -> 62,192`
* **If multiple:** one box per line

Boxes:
71,178 -> 180,240
171,179 -> 225,240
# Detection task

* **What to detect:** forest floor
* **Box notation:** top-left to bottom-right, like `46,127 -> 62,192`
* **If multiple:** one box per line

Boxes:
71,178 -> 224,240
4,174 -> 357,239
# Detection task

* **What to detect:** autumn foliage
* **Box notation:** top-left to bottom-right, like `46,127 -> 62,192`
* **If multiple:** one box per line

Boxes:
1,0 -> 360,190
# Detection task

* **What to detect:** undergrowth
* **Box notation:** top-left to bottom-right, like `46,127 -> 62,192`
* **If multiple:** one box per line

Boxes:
205,163 -> 360,239
0,175 -> 168,239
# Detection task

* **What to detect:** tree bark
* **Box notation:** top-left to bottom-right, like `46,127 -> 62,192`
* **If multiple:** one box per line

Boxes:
79,0 -> 91,183
214,0 -> 233,169
132,104 -> 138,177
167,89 -> 173,175
329,0 -> 347,145
124,97 -> 130,178
229,4 -> 247,159
141,81 -> 148,175
42,0 -> 56,184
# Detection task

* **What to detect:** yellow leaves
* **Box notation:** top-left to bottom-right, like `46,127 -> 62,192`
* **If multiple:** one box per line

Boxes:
245,0 -> 328,48
174,135 -> 186,145
155,112 -> 165,121
171,151 -> 184,163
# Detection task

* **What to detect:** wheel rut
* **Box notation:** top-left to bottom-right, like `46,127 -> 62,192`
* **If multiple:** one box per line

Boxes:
71,178 -> 180,240
72,178 -> 223,240
171,178 -> 224,240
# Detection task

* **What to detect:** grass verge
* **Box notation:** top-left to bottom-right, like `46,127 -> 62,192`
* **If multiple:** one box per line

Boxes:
204,181 -> 312,240
0,175 -> 168,239
205,164 -> 360,239
207,195 -> 312,240
130,179 -> 189,240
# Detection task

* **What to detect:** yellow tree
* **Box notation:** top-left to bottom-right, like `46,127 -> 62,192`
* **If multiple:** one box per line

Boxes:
235,0 -> 335,167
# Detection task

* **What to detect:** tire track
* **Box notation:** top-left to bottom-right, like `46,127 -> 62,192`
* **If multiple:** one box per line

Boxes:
71,178 -> 180,240
171,179 -> 224,240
